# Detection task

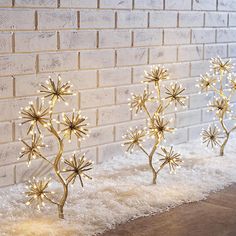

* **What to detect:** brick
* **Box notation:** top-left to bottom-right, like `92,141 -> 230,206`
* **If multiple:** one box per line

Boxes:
150,11 -> 177,28
15,0 -> 57,7
15,31 -> 57,52
218,0 -> 236,11
0,76 -> 13,98
0,141 -> 22,165
0,122 -> 12,143
81,108 -> 97,127
204,44 -> 227,59
15,158 -> 52,183
189,93 -> 213,109
99,30 -> 131,48
80,49 -> 114,69
98,142 -> 123,162
116,84 -> 144,104
193,0 -> 217,10
0,9 -> 35,30
217,29 -> 236,43
134,0 -> 163,9
0,54 -> 36,76
116,48 -> 147,66
0,165 -> 14,187
229,13 -> 236,27
117,11 -> 148,28
99,68 -> 131,87
202,107 -> 215,123
132,65 -> 150,84
38,52 -> 78,72
180,77 -> 199,95
166,62 -> 190,79
205,12 -> 227,27
0,32 -> 12,53
190,60 -> 209,77
165,0 -> 191,10
80,88 -> 115,109
164,29 -> 190,45
98,104 -> 131,125
60,0 -> 97,8
80,126 -> 114,148
192,29 -> 215,44
229,43 -> 236,57
38,10 -> 77,30
176,110 -> 201,128
150,46 -> 177,64
80,10 -> 114,29
0,0 -> 12,7
100,0 -> 132,9
179,12 -> 204,27
178,45 -> 203,62
60,30 -> 97,50
133,29 -> 162,47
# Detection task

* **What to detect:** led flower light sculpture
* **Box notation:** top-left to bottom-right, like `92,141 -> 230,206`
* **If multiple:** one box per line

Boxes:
197,56 -> 236,156
122,66 -> 187,184
18,76 -> 93,219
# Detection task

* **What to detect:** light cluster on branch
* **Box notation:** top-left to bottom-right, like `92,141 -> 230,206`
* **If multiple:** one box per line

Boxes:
122,66 -> 187,184
18,75 -> 93,219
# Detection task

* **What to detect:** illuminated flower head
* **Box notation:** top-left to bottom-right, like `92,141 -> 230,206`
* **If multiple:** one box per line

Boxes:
20,100 -> 50,134
201,125 -> 223,148
61,111 -> 89,142
208,97 -> 230,117
62,153 -> 93,186
122,128 -> 146,153
165,83 -> 186,108
228,75 -> 236,91
40,75 -> 74,106
210,57 -> 232,74
198,73 -> 217,92
158,146 -> 182,173
149,115 -> 174,140
129,89 -> 153,114
143,66 -> 169,87
25,177 -> 53,209
19,133 -> 45,166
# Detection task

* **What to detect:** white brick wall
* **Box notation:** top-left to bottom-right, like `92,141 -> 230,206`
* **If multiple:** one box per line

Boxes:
0,0 -> 236,187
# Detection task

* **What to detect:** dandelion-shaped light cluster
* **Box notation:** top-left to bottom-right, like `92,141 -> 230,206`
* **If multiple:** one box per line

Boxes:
123,65 -> 187,184
197,56 -> 236,156
18,75 -> 93,219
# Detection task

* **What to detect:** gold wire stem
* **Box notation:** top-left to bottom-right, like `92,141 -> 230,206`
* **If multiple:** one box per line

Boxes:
138,145 -> 149,157
143,105 -> 152,121
219,117 -> 229,156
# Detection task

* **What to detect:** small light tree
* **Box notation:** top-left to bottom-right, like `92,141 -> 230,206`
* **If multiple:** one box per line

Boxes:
122,66 -> 187,184
197,57 -> 236,156
18,75 -> 93,219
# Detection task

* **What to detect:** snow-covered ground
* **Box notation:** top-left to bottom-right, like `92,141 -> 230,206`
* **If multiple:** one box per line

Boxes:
1,139 -> 236,236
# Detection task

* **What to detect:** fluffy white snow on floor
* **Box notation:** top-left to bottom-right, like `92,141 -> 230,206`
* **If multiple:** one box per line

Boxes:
1,139 -> 236,236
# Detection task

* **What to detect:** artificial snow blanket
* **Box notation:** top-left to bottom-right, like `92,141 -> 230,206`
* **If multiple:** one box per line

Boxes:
1,139 -> 236,236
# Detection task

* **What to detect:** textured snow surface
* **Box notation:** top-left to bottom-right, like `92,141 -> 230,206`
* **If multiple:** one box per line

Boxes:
1,139 -> 236,236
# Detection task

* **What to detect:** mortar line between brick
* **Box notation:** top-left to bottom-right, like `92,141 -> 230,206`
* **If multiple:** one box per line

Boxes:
35,11 -> 38,30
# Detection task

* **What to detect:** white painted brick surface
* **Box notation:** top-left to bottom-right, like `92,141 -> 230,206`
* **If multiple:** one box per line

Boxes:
133,29 -> 162,46
80,10 -> 114,29
60,30 -> 97,50
100,0 -> 132,9
150,11 -> 177,28
116,48 -> 147,66
99,30 -> 131,48
164,29 -> 190,45
0,9 -> 35,30
0,32 -> 12,53
117,11 -> 148,28
15,0 -> 57,7
80,49 -> 114,69
179,12 -> 204,27
38,10 -> 77,30
0,0 -> 236,187
15,31 -> 57,52
134,0 -> 163,9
